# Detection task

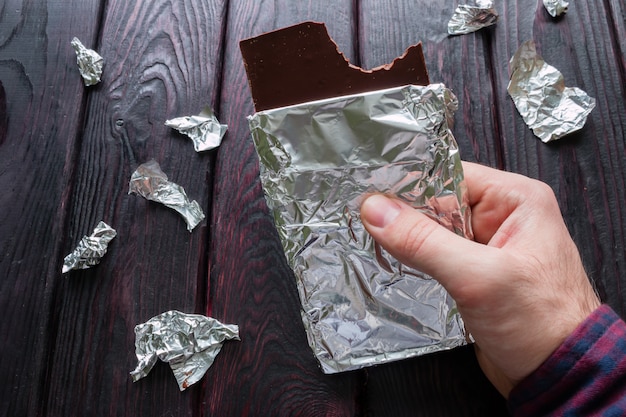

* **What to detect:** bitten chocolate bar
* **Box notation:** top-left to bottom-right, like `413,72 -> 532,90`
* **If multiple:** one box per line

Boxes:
240,21 -> 429,111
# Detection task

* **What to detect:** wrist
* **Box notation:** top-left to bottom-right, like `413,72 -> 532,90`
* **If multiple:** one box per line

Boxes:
509,305 -> 625,415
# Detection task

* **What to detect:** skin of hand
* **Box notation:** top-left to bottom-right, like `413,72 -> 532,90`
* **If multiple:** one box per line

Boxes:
360,161 -> 601,398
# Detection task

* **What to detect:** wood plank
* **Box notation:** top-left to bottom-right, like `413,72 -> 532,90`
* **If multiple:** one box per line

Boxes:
363,346 -> 508,416
0,1 -> 103,415
357,0 -> 508,414
205,1 -> 362,415
607,0 -> 626,71
38,1 -> 228,415
490,0 -> 626,315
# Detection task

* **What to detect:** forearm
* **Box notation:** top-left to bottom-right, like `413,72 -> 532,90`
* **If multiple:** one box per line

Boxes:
509,305 -> 626,416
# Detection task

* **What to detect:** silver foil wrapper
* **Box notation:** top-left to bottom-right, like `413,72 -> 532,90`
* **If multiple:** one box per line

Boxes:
62,221 -> 117,273
130,310 -> 240,391
448,1 -> 498,35
71,37 -> 103,86
165,107 -> 228,152
128,159 -> 205,231
508,40 -> 596,143
249,84 -> 472,373
543,0 -> 569,17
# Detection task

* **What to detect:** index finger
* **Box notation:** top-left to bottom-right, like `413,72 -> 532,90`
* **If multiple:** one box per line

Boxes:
460,162 -> 532,244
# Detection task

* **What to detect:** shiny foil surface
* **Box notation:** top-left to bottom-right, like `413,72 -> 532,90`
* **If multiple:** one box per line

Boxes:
448,1 -> 498,35
249,84 -> 472,373
165,106 -> 228,152
508,40 -> 596,143
130,310 -> 240,391
128,159 -> 205,231
543,0 -> 569,17
62,221 -> 116,273
71,37 -> 103,86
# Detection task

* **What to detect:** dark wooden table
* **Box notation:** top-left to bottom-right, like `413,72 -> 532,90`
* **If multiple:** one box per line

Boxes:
1,0 -> 624,415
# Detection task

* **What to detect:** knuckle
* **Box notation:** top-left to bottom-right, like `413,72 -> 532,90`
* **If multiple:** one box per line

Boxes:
521,177 -> 560,211
535,181 -> 557,200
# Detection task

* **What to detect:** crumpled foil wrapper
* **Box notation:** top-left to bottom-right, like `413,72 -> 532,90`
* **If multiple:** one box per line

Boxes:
249,84 -> 472,373
128,159 -> 205,231
165,107 -> 228,152
508,40 -> 596,143
130,310 -> 240,391
543,0 -> 569,17
62,221 -> 116,273
448,1 -> 498,35
71,37 -> 103,86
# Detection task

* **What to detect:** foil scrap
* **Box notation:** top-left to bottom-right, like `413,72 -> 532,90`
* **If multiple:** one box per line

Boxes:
165,107 -> 228,152
448,1 -> 498,35
543,0 -> 569,17
130,310 -> 240,391
71,37 -> 103,86
128,159 -> 205,231
249,84 -> 472,373
508,40 -> 596,143
62,221 -> 116,273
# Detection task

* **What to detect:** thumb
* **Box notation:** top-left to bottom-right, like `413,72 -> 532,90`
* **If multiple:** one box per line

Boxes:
360,194 -> 492,292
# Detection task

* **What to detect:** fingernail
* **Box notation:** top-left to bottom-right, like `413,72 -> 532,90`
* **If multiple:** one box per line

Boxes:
361,195 -> 402,228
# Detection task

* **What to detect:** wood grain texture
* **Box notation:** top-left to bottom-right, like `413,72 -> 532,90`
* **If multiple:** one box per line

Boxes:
1,0 -> 625,415
0,1 -> 103,415
363,346 -> 507,417
38,0 -> 228,416
204,1 -> 362,415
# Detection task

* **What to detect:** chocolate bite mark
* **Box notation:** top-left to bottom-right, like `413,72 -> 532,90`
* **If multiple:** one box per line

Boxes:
240,21 -> 430,112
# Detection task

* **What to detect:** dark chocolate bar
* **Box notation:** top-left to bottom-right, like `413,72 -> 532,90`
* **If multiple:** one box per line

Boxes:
240,21 -> 429,111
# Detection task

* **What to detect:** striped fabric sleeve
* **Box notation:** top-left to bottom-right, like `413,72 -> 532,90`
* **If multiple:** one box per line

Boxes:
508,305 -> 626,416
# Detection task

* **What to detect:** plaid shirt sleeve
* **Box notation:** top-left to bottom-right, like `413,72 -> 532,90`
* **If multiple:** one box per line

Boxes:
508,305 -> 626,416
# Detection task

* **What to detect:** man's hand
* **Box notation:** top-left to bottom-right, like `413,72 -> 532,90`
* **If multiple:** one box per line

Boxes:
360,161 -> 601,397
